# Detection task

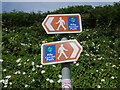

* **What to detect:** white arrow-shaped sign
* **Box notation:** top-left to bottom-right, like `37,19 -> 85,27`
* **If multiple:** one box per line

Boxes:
70,42 -> 79,58
45,17 -> 55,31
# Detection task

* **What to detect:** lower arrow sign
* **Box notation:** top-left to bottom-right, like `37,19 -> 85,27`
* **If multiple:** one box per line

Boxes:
70,42 -> 79,58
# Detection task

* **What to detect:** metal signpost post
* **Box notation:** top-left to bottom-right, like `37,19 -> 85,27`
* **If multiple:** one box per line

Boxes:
61,35 -> 72,89
42,14 -> 82,89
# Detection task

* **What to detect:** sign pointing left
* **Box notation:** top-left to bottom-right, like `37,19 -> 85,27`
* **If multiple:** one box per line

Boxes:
41,39 -> 83,65
45,17 -> 55,31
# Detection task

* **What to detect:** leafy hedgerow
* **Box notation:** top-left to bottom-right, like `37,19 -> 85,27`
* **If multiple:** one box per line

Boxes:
1,3 -> 120,89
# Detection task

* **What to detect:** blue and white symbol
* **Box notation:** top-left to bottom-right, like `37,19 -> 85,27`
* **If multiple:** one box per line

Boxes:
68,17 -> 79,30
45,45 -> 56,61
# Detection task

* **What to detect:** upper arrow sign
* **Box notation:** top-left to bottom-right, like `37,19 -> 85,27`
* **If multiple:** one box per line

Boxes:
41,39 -> 83,65
42,14 -> 82,34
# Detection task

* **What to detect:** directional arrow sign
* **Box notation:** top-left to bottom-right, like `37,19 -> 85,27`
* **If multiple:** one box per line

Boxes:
42,14 -> 82,34
41,40 -> 83,65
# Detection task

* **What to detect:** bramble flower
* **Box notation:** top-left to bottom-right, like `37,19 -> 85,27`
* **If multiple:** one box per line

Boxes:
49,79 -> 54,83
27,59 -> 29,61
96,70 -> 99,72
32,62 -> 35,66
36,65 -> 40,68
32,67 -> 35,71
32,79 -> 35,82
111,76 -> 114,79
73,61 -> 76,64
46,78 -> 49,81
58,75 -> 62,78
97,85 -> 101,88
0,79 -> 4,83
25,84 -> 28,87
5,75 -> 11,79
41,70 -> 45,74
112,65 -> 116,67
101,79 -> 105,82
9,82 -> 12,85
18,63 -> 21,66
22,72 -> 26,75
3,69 -> 6,72
0,59 -> 3,62
4,85 -> 7,88
40,65 -> 43,68
16,58 -> 21,63
3,79 -> 8,85
76,63 -> 79,66
57,79 -> 62,83
52,65 -> 56,68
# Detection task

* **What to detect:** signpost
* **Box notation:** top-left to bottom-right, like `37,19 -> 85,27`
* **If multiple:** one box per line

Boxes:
41,14 -> 83,89
41,39 -> 83,65
42,14 -> 82,34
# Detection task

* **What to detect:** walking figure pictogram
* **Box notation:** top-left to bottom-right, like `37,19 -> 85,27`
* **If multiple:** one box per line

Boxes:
58,44 -> 68,60
56,17 -> 66,31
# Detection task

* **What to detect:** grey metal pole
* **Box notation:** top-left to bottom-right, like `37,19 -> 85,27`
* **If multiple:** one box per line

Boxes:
61,34 -> 72,90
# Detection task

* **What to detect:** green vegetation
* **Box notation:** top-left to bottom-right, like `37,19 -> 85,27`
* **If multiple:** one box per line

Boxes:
1,2 -> 120,89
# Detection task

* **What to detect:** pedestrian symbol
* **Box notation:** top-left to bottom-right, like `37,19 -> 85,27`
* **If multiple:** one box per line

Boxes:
58,44 -> 68,60
56,17 -> 66,31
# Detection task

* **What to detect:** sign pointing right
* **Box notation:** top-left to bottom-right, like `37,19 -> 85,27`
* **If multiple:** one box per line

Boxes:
41,39 -> 83,65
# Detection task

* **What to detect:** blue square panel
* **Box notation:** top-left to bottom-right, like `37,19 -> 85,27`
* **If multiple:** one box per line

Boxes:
68,17 -> 79,30
44,45 -> 56,62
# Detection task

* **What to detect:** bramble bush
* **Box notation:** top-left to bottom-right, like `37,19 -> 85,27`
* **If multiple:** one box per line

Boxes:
1,3 -> 120,89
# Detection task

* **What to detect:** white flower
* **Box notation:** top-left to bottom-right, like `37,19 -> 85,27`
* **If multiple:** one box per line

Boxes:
52,65 -> 56,68
58,75 -> 62,78
27,59 -> 29,61
21,43 -> 26,46
49,79 -> 54,83
57,79 -> 61,83
3,79 -> 8,85
32,62 -> 35,66
97,85 -> 101,88
111,76 -> 114,79
46,78 -> 49,81
96,70 -> 99,72
40,65 -> 43,68
112,65 -> 116,67
85,53 -> 89,56
32,67 -> 35,71
32,79 -> 35,82
25,84 -> 28,87
101,69 -> 104,71
17,71 -> 21,74
76,63 -> 79,66
3,69 -> 6,72
36,65 -> 40,68
5,75 -> 11,79
9,82 -> 12,85
0,79 -> 4,83
41,70 -> 45,74
22,72 -> 26,75
93,58 -> 96,61
101,79 -> 105,82
73,61 -> 76,64
16,58 -> 21,63
18,63 -> 21,66
24,62 -> 26,64
0,59 -> 3,62
4,85 -> 7,88
15,72 -> 18,74
105,63 -> 108,66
